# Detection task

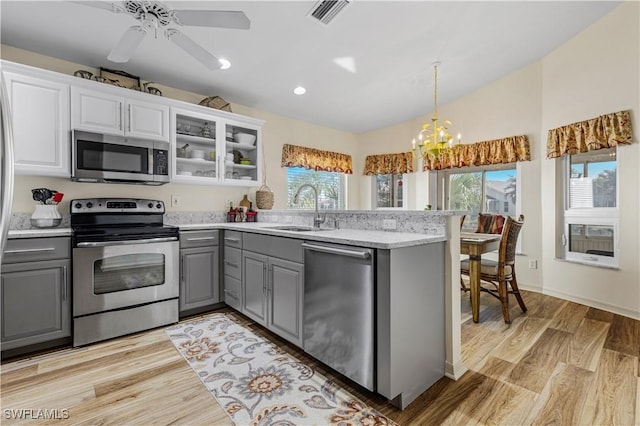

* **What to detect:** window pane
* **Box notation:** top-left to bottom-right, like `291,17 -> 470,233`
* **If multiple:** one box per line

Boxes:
287,168 -> 345,210
485,169 -> 516,216
570,151 -> 616,208
376,174 -> 392,208
375,174 -> 403,208
568,224 -> 614,257
449,172 -> 482,230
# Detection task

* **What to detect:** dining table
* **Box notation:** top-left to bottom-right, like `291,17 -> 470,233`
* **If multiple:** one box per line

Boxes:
460,232 -> 502,323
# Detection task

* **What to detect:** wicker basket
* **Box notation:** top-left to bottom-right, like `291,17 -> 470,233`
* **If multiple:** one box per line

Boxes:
198,96 -> 232,112
256,184 -> 274,210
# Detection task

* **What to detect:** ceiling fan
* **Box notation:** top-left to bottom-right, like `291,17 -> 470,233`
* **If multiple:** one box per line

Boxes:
72,1 -> 250,70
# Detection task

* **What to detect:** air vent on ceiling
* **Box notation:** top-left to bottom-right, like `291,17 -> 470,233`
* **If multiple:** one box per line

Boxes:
308,0 -> 351,25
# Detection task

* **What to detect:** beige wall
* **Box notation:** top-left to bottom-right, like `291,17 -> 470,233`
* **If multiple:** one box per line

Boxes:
1,45 -> 361,213
358,2 -> 639,318
539,1 -> 639,318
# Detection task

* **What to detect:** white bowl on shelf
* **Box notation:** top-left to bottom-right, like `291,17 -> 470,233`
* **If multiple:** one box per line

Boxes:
234,133 -> 256,145
189,149 -> 205,159
240,176 -> 252,181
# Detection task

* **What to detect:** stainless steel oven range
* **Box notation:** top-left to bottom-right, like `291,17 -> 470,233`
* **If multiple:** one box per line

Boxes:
71,198 -> 179,346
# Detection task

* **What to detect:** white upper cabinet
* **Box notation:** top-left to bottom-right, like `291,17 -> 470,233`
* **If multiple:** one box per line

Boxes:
71,87 -> 169,142
171,106 -> 263,186
2,68 -> 70,177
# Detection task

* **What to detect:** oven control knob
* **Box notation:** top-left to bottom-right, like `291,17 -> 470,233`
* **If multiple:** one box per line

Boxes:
74,202 -> 82,209
156,203 -> 162,209
148,202 -> 153,209
86,202 -> 93,209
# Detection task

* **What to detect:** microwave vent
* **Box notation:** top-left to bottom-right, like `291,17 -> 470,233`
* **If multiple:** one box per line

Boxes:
308,0 -> 351,25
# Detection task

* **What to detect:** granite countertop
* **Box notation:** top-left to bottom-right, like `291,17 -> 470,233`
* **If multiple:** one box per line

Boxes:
6,223 -> 447,249
8,228 -> 73,239
179,222 -> 446,249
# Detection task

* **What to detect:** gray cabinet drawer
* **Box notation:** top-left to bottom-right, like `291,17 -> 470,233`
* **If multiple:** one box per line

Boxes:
3,237 -> 70,264
223,230 -> 243,249
180,230 -> 219,248
243,233 -> 303,263
224,275 -> 242,311
223,247 -> 242,279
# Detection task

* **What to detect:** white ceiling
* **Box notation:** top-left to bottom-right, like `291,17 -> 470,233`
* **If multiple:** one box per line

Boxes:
0,1 -> 621,134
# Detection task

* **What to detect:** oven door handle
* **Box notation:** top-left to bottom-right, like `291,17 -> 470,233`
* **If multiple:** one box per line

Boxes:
76,237 -> 178,247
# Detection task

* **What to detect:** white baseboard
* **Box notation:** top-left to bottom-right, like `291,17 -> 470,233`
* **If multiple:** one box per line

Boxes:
444,359 -> 468,380
542,288 -> 640,320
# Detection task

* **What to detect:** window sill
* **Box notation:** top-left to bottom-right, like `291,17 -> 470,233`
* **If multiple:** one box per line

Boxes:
554,257 -> 619,270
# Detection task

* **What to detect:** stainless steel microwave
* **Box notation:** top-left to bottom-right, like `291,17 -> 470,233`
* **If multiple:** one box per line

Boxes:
72,130 -> 169,185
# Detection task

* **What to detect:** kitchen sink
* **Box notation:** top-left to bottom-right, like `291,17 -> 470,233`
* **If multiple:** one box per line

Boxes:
267,225 -> 331,232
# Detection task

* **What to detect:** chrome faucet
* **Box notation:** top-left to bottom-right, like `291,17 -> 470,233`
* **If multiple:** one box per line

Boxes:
293,184 -> 326,228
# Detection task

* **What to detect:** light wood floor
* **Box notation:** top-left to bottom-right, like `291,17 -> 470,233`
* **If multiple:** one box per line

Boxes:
2,290 -> 638,425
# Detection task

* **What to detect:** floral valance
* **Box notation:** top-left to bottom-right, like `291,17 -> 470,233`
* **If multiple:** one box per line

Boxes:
281,144 -> 353,174
546,110 -> 633,159
422,135 -> 531,171
363,152 -> 413,175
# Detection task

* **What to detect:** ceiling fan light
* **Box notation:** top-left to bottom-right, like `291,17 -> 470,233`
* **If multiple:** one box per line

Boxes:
219,58 -> 231,70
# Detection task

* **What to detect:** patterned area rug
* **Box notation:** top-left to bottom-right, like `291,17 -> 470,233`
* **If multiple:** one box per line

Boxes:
165,313 -> 396,425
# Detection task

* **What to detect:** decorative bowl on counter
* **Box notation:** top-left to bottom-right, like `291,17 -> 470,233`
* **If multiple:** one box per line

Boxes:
234,132 -> 256,145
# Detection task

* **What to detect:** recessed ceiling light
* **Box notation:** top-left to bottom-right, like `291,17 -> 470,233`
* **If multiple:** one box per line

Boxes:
294,86 -> 306,95
219,59 -> 231,70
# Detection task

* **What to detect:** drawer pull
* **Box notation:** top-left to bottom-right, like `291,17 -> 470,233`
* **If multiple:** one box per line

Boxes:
224,237 -> 240,243
186,237 -> 217,242
224,260 -> 239,268
4,247 -> 56,255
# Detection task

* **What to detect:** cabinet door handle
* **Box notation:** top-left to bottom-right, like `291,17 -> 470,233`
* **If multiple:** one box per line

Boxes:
224,260 -> 238,268
180,256 -> 184,283
4,247 -> 55,254
119,102 -> 123,130
263,264 -> 267,294
128,104 -> 132,132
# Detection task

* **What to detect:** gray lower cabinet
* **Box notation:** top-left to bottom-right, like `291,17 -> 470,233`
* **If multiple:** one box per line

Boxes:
1,237 -> 71,354
222,231 -> 243,310
179,230 -> 220,316
241,233 -> 304,346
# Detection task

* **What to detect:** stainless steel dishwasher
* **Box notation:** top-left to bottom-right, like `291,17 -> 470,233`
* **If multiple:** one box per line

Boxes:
302,241 -> 375,391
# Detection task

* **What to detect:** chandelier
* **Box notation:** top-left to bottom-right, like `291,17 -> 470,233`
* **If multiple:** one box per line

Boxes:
412,62 -> 461,160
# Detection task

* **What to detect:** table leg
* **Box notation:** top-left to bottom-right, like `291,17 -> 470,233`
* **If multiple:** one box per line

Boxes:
469,254 -> 481,323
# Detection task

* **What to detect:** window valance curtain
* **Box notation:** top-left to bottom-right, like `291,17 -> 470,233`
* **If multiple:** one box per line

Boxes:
546,110 -> 633,159
363,152 -> 413,175
422,135 -> 531,171
281,144 -> 353,174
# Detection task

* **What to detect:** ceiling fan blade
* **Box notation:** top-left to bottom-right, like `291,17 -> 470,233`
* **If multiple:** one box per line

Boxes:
172,10 -> 250,30
107,26 -> 147,63
68,1 -> 124,13
166,29 -> 222,70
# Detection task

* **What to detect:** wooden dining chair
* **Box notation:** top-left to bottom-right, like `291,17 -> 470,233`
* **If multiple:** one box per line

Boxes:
460,214 -> 526,323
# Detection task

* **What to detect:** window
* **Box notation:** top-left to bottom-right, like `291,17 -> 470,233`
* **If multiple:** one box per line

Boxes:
444,167 -> 517,232
563,148 -> 617,267
287,168 -> 346,210
374,174 -> 405,209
